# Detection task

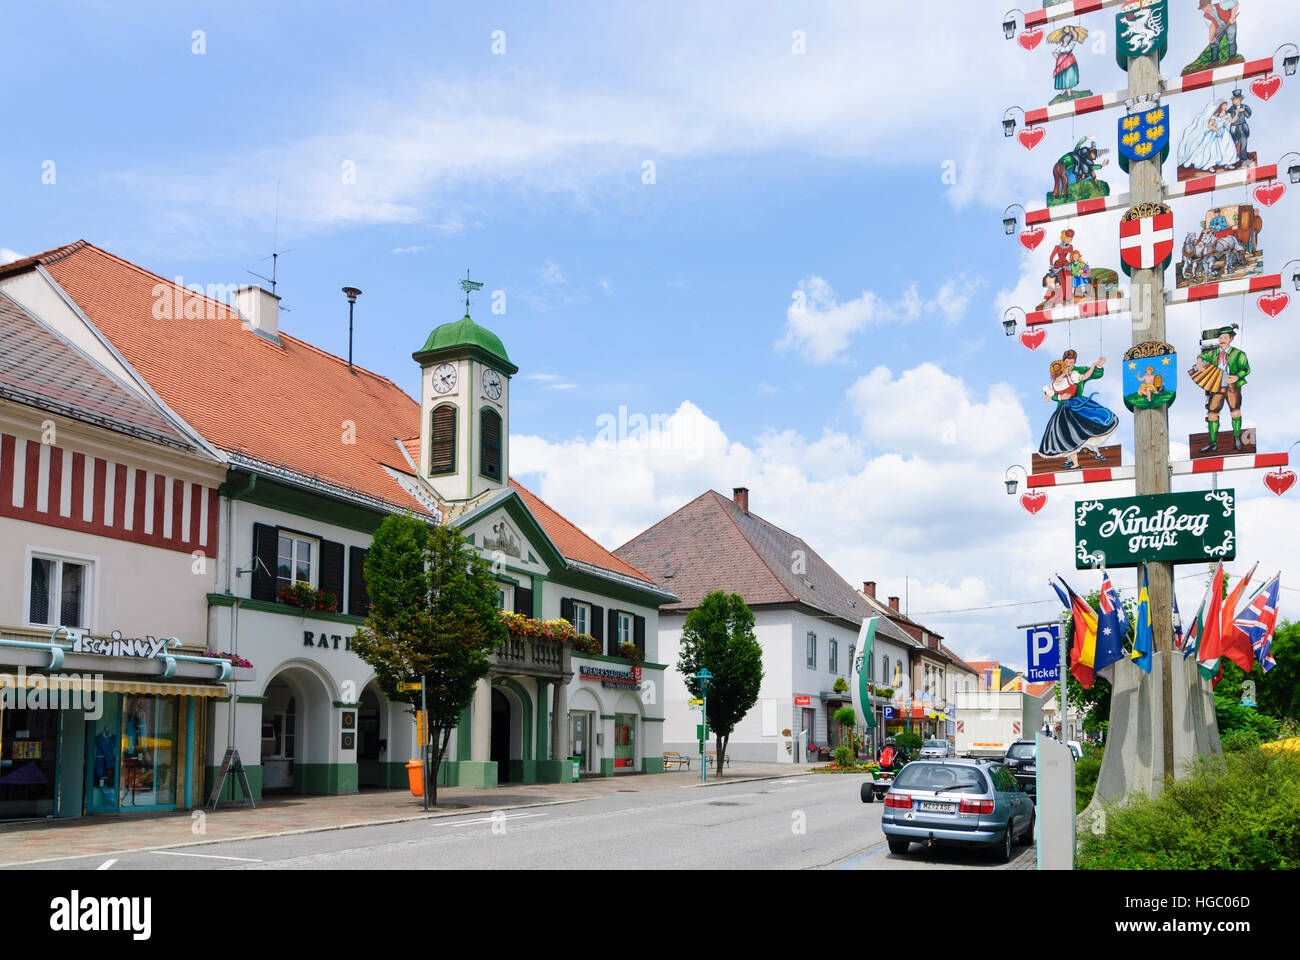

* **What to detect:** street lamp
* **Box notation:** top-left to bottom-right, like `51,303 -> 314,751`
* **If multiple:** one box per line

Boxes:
1002,307 -> 1023,337
1276,43 -> 1299,77
1002,9 -> 1021,40
1005,464 -> 1027,495
1280,153 -> 1300,185
1003,203 -> 1025,236
1002,106 -> 1023,138
1282,260 -> 1300,292
696,668 -> 713,782
342,286 -> 362,372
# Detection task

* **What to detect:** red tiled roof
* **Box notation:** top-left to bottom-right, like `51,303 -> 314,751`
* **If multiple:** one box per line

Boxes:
12,241 -> 648,583
511,480 -> 656,585
1026,682 -> 1055,699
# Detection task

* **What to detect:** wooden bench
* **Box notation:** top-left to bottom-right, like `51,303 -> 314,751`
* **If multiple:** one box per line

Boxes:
662,751 -> 690,770
704,752 -> 731,768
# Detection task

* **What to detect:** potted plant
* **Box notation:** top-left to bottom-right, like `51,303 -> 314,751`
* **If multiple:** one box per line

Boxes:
277,582 -> 339,613
571,634 -> 601,656
617,640 -> 644,662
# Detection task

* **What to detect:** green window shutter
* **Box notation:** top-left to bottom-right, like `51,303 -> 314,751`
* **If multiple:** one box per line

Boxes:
430,404 -> 456,475
560,597 -> 574,624
348,546 -> 369,617
590,605 -> 604,641
319,540 -> 345,608
634,614 -> 646,659
480,408 -> 502,480
607,608 -> 618,655
251,523 -> 278,602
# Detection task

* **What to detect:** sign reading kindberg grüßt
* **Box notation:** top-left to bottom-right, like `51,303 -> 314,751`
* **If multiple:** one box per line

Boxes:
1074,489 -> 1235,568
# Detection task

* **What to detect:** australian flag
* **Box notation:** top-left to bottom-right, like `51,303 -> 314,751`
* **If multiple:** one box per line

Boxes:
1096,572 -> 1130,683
1235,574 -> 1281,673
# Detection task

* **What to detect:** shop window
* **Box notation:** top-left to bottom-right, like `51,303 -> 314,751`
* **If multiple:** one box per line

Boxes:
28,553 -> 91,630
276,534 -> 317,592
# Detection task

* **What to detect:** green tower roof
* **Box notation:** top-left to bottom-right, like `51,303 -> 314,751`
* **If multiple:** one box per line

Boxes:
413,313 -> 517,374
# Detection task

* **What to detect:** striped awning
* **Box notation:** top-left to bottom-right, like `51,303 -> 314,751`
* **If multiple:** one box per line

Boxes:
0,674 -> 225,697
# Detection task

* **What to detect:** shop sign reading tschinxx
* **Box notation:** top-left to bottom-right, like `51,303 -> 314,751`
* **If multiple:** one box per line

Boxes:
1074,489 -> 1235,568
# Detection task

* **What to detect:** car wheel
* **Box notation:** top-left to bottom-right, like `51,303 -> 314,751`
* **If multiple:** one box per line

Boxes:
860,782 -> 874,803
993,826 -> 1013,863
1022,811 -> 1036,845
887,838 -> 910,855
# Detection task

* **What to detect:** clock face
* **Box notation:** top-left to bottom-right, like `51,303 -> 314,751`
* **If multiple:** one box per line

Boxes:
432,363 -> 456,394
482,367 -> 503,400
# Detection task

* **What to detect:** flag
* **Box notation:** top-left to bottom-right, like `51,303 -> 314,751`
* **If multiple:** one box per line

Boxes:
1235,574 -> 1280,673
1132,563 -> 1153,674
852,617 -> 879,728
1183,563 -> 1220,660
1173,590 -> 1183,651
1217,563 -> 1259,673
1196,562 -> 1227,681
1053,577 -> 1100,688
1096,571 -> 1130,682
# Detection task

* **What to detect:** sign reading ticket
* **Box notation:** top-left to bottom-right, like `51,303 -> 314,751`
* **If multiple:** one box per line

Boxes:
1074,489 -> 1235,568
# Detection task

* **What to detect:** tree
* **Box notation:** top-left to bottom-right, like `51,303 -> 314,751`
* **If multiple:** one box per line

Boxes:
678,591 -> 764,778
351,515 -> 506,805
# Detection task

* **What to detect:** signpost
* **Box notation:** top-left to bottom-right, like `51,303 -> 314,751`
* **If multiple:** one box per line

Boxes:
1074,489 -> 1236,568
696,668 -> 712,783
1023,623 -> 1062,682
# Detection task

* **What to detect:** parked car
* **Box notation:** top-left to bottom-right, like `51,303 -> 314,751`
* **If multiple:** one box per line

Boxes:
880,759 -> 1035,863
1002,740 -> 1038,795
919,738 -> 953,759
1066,740 -> 1083,760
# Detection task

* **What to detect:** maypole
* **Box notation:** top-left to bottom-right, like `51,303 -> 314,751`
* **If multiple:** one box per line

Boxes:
999,0 -> 1299,805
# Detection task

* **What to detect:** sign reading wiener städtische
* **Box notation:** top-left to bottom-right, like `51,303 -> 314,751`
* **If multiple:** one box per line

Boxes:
1074,489 -> 1235,568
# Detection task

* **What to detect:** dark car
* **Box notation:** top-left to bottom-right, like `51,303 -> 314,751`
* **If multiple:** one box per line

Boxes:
1002,740 -> 1038,795
879,758 -> 1035,863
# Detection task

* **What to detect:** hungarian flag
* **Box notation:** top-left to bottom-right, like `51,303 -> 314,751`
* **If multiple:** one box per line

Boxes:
1096,572 -> 1130,683
1131,563 -> 1154,674
1053,577 -> 1100,688
1216,563 -> 1259,673
1235,574 -> 1281,673
1195,562 -> 1227,681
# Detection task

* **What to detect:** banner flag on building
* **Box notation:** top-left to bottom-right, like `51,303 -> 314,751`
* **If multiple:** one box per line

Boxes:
1235,573 -> 1281,673
1131,563 -> 1154,674
1052,577 -> 1101,689
1096,571 -> 1130,682
852,617 -> 879,729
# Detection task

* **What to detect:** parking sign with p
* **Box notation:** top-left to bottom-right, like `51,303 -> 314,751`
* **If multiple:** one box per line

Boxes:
1025,624 -> 1061,683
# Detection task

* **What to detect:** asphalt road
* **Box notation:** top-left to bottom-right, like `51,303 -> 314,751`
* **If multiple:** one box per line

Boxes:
19,775 -> 1036,870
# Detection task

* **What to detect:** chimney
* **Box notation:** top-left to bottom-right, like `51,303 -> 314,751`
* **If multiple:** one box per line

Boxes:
732,487 -> 749,512
863,581 -> 876,599
235,284 -> 281,345
888,596 -> 900,612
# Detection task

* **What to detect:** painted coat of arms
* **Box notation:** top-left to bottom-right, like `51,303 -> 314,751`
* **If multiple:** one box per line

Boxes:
1116,0 -> 1168,69
1117,101 -> 1170,173
1122,341 -> 1178,412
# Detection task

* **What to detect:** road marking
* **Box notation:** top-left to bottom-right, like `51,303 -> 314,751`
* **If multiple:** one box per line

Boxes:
425,812 -> 548,828
834,844 -> 890,870
96,859 -> 117,870
151,851 -> 263,862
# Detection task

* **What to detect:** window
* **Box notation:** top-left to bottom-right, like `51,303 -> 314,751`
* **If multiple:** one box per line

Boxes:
618,612 -> 633,646
882,655 -> 889,686
806,632 -> 816,668
573,603 -> 589,637
829,639 -> 838,673
276,534 -> 317,591
28,554 -> 90,629
480,408 -> 502,481
429,404 -> 456,475
495,583 -> 514,611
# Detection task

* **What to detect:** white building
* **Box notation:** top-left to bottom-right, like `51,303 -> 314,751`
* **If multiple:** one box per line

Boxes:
615,487 -> 920,762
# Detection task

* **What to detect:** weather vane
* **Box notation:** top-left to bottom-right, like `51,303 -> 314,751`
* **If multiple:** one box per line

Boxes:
459,269 -> 484,316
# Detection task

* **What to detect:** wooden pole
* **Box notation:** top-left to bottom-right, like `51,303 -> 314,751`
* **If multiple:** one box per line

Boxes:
1125,50 -> 1176,785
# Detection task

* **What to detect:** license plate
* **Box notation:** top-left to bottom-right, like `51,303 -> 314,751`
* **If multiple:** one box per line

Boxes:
917,801 -> 954,813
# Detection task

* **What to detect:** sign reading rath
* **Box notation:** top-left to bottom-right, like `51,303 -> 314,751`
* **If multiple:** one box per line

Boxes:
1075,489 -> 1236,568
1025,624 -> 1062,682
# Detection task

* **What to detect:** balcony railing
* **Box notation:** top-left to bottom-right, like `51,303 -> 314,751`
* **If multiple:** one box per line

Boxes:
490,636 -> 570,677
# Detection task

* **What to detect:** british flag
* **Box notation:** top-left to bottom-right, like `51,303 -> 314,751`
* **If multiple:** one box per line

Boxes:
1234,574 -> 1281,673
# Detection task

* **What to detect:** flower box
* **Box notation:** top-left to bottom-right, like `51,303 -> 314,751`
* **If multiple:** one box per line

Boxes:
498,611 -> 577,644
277,583 -> 339,613
616,641 -> 644,663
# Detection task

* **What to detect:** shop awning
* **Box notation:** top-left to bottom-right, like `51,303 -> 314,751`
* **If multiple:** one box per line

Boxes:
0,674 -> 226,697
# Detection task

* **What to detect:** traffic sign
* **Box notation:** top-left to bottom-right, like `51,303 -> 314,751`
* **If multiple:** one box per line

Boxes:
1025,624 -> 1061,682
883,706 -> 894,720
396,681 -> 422,693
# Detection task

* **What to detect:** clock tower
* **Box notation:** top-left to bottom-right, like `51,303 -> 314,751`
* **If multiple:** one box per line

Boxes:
413,275 -> 518,503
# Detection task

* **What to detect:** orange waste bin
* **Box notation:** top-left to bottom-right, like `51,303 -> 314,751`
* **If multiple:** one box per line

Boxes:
406,759 -> 424,797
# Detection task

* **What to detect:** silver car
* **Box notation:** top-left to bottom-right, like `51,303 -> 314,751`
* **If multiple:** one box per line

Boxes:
919,738 -> 953,758
881,758 -> 1035,863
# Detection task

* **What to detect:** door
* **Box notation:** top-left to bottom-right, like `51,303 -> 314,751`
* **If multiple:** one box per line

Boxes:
570,712 -> 590,771
0,704 -> 60,820
490,690 -> 511,783
614,714 -> 635,769
800,707 -> 815,761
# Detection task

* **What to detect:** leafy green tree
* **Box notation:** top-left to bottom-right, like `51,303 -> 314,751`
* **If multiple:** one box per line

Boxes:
1215,620 -> 1299,723
351,515 -> 507,805
678,591 -> 764,778
833,705 -> 858,758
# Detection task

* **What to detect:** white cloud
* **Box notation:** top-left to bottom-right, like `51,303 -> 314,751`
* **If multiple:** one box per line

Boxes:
0,249 -> 22,264
392,245 -> 429,254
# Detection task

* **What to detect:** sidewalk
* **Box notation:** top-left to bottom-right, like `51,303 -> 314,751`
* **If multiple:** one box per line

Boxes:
0,761 -> 823,867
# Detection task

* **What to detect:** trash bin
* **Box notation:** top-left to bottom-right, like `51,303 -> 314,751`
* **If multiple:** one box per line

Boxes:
569,757 -> 580,782
406,759 -> 424,797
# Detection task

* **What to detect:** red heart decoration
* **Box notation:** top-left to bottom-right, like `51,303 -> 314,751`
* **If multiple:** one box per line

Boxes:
1251,75 -> 1282,102
1019,226 -> 1046,251
1254,181 -> 1285,208
1020,328 -> 1046,351
1258,291 -> 1290,317
1018,28 -> 1044,51
1264,470 -> 1297,496
1018,126 -> 1046,151
1020,491 -> 1047,515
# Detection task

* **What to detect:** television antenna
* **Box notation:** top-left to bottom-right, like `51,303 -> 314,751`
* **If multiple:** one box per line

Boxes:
248,181 -> 291,310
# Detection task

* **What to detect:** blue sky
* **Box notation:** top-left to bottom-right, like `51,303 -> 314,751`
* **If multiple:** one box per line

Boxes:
5,1 -> 1299,667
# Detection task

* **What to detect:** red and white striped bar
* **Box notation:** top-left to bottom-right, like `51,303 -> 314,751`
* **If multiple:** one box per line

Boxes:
1167,274 -> 1281,307
1168,164 -> 1278,200
1163,58 -> 1275,97
1026,453 -> 1289,489
1024,0 -> 1124,28
1025,90 -> 1126,127
1026,297 -> 1130,327
1020,164 -> 1279,227
1025,192 -> 1130,226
